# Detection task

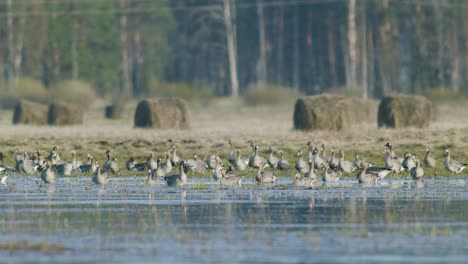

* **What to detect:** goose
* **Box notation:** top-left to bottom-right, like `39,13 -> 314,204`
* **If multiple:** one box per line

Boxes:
40,161 -> 56,184
304,160 -> 317,179
365,165 -> 393,179
328,149 -> 340,169
19,152 -> 38,175
234,150 -> 248,171
125,157 -> 146,171
170,145 -> 180,166
46,149 -> 60,165
51,145 -> 61,161
256,164 -> 276,184
249,145 -> 266,169
13,150 -> 23,172
185,156 -> 197,172
384,142 -> 404,163
70,150 -> 82,170
295,150 -> 309,174
0,153 -> 13,173
320,144 -> 328,162
146,169 -> 155,185
353,154 -> 373,168
444,149 -> 466,174
277,150 -> 290,170
186,155 -> 207,174
292,173 -> 317,187
306,142 -> 314,164
212,161 -> 225,181
1,174 -> 8,185
54,162 -> 73,176
423,149 -> 436,168
146,151 -> 158,171
384,150 -> 403,173
313,147 -> 326,170
357,163 -> 379,184
402,152 -> 416,171
78,156 -> 97,174
161,152 -> 173,174
267,146 -> 279,169
152,158 -> 166,179
92,162 -> 108,185
220,166 -> 244,186
165,161 -> 187,187
227,140 -> 235,165
338,150 -> 356,174
206,155 -> 219,170
105,157 -> 120,175
35,150 -> 46,171
410,159 -> 424,181
322,165 -> 341,183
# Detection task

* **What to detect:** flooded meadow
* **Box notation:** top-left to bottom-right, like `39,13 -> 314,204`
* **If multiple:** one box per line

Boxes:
0,175 -> 467,263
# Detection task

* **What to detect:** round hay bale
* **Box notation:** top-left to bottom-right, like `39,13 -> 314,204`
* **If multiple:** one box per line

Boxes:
378,94 -> 432,128
134,98 -> 190,129
48,103 -> 83,126
12,100 -> 48,125
293,94 -> 350,131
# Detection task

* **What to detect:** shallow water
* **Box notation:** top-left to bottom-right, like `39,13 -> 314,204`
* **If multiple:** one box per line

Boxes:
0,175 -> 467,263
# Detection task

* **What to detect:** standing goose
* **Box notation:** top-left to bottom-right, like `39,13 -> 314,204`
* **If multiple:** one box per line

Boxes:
220,166 -> 244,186
212,161 -> 225,181
106,157 -> 120,175
206,155 -> 219,170
125,157 -> 146,171
227,140 -> 235,165
353,154 -> 373,168
402,152 -> 416,171
153,158 -> 166,179
328,149 -> 340,170
256,164 -> 276,184
338,150 -> 356,174
384,142 -> 404,163
410,159 -> 424,181
146,169 -> 155,185
384,150 -> 403,173
322,165 -> 342,183
320,144 -> 328,162
365,165 -> 393,179
186,155 -> 207,174
170,145 -> 180,166
165,161 -> 187,187
292,172 -> 317,187
78,156 -> 97,174
304,160 -> 317,179
313,147 -> 326,170
55,161 -> 73,176
444,149 -> 466,174
52,146 -> 61,161
161,152 -> 173,174
357,163 -> 379,184
70,150 -> 82,170
249,145 -> 266,169
277,150 -> 290,170
306,142 -> 314,164
267,146 -> 279,169
234,150 -> 248,171
424,149 -> 436,168
41,161 -> 56,183
92,163 -> 108,185
13,150 -> 23,172
295,150 -> 309,174
20,152 -> 38,175
146,151 -> 158,171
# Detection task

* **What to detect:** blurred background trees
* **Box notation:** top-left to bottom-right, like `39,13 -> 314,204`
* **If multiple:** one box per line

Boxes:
0,0 -> 466,106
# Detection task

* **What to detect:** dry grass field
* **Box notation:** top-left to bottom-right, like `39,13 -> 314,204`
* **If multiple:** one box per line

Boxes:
1,98 -> 467,177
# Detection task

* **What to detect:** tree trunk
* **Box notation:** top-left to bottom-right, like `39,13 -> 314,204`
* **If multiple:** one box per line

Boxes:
256,0 -> 267,85
347,0 -> 357,90
120,0 -> 132,97
292,5 -> 300,90
360,2 -> 368,99
223,0 -> 239,97
328,15 -> 337,88
71,19 -> 79,80
276,5 -> 284,85
7,0 -> 14,81
432,0 -> 445,86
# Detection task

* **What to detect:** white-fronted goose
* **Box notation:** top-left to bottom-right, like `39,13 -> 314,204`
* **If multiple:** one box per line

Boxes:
70,150 -> 82,170
320,144 -> 328,162
322,165 -> 341,182
220,166 -> 244,186
328,149 -> 340,169
306,142 -> 314,164
357,163 -> 379,184
206,155 -> 219,170
338,150 -> 356,174
304,160 -> 317,179
212,161 -> 225,181
277,150 -> 290,170
365,165 -> 393,179
410,159 -> 424,180
353,154 -> 373,168
249,145 -> 266,169
227,140 -> 235,165
92,162 -> 108,185
41,161 -> 56,183
295,150 -> 309,174
402,152 -> 416,171
384,150 -> 403,173
13,150 -> 23,172
125,157 -> 146,171
187,155 -> 207,174
384,142 -> 404,163
267,146 -> 279,169
444,149 -> 466,174
0,173 -> 8,185
78,156 -> 97,174
165,161 -> 187,187
313,147 -> 326,170
161,152 -> 172,174
55,162 -> 73,176
292,173 -> 317,187
256,164 -> 276,184
20,152 -> 38,175
170,145 -> 180,166
234,150 -> 248,171
146,151 -> 158,171
146,169 -> 155,185
424,149 -> 436,168
153,158 -> 166,179
103,151 -> 120,175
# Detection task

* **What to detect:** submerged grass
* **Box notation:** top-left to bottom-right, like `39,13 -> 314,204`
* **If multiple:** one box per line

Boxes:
0,241 -> 69,252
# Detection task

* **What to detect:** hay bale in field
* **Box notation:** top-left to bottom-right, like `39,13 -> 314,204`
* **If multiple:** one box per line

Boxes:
48,103 -> 83,126
12,100 -> 48,125
378,94 -> 432,128
134,98 -> 190,129
293,94 -> 377,131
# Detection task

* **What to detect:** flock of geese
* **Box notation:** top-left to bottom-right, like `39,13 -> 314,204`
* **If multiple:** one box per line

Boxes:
0,141 -> 466,188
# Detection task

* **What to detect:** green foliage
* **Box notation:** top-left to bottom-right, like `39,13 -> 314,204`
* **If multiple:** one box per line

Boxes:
424,88 -> 467,104
49,80 -> 97,108
148,79 -> 214,104
0,78 -> 49,109
243,84 -> 299,106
